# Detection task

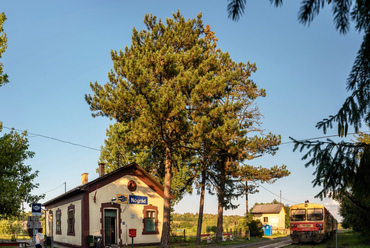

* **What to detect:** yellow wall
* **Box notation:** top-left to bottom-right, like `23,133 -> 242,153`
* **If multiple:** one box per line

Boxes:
252,209 -> 286,230
46,199 -> 82,246
89,174 -> 163,245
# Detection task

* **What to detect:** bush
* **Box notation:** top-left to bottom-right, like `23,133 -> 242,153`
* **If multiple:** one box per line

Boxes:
249,220 -> 264,237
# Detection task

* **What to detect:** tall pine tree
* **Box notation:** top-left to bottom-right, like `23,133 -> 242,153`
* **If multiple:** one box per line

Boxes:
86,11 -> 284,246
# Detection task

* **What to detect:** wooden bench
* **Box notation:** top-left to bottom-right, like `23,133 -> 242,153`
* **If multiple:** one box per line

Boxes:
201,234 -> 212,243
222,233 -> 234,241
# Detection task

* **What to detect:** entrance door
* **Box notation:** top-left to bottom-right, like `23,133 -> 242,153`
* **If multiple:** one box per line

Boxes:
104,209 -> 117,246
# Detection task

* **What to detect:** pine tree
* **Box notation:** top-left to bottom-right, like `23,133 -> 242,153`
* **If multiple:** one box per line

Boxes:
86,11 -> 261,247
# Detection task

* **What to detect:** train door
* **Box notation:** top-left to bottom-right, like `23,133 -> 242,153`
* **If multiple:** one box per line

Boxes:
104,209 -> 117,246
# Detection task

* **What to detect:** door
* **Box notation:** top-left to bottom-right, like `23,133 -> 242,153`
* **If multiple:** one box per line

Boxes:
104,209 -> 117,246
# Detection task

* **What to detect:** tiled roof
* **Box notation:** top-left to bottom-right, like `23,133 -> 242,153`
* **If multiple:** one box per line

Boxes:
251,204 -> 285,214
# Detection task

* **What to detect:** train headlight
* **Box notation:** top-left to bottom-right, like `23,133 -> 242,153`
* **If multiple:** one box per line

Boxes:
320,223 -> 323,227
291,224 -> 294,228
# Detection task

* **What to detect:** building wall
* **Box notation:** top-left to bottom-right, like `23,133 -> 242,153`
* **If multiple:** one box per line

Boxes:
89,174 -> 163,245
46,198 -> 82,246
252,209 -> 286,231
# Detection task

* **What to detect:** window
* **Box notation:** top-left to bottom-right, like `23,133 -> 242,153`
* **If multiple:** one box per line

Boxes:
290,209 -> 306,221
67,204 -> 75,236
263,217 -> 268,222
142,205 -> 159,234
145,211 -> 156,232
56,209 -> 62,235
307,208 -> 323,221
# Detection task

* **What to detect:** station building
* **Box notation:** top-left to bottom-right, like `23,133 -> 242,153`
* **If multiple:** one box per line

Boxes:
43,162 -> 164,247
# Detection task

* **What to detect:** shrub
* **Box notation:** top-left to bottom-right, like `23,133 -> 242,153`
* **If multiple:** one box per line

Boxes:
249,220 -> 264,237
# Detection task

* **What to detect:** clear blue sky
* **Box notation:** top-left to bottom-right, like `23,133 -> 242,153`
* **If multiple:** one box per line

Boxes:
1,1 -> 363,222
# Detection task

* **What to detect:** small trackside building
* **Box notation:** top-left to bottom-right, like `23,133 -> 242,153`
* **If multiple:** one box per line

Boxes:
251,203 -> 287,234
42,162 -> 164,247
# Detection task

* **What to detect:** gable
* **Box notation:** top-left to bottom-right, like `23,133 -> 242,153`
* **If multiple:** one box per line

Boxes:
43,162 -> 164,207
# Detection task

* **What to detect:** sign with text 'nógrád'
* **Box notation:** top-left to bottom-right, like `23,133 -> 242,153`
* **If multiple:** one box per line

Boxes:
129,195 -> 148,205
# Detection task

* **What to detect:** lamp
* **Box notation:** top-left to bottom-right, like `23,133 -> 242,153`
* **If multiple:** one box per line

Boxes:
111,197 -> 116,205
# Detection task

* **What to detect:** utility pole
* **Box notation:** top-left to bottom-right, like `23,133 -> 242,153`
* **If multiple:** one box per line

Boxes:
64,182 -> 66,193
280,190 -> 282,204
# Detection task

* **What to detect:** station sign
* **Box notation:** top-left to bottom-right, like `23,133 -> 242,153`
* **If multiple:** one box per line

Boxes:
129,195 -> 148,205
115,194 -> 148,205
27,216 -> 41,229
31,203 -> 42,216
116,194 -> 128,204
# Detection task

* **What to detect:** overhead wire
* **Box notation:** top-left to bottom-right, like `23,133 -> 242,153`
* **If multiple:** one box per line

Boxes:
2,126 -> 100,151
42,183 -> 66,195
2,126 -> 369,204
257,182 -> 300,204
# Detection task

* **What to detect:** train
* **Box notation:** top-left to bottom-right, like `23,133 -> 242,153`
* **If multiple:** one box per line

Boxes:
289,201 -> 337,243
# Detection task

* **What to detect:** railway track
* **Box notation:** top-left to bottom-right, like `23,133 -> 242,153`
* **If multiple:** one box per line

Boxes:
231,237 -> 293,248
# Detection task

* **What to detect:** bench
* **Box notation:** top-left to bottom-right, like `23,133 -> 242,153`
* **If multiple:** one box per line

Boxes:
201,234 -> 212,243
0,242 -> 29,247
222,233 -> 234,241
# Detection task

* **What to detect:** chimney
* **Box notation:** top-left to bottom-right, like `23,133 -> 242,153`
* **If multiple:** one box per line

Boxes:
82,173 -> 88,184
99,163 -> 105,177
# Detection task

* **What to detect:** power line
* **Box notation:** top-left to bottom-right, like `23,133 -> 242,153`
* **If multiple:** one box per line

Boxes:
2,125 -> 369,152
3,126 -> 100,151
258,183 -> 299,204
42,182 -> 66,194
281,131 -> 370,145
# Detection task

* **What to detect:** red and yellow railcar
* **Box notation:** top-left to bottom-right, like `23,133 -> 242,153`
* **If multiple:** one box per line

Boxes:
290,202 -> 337,243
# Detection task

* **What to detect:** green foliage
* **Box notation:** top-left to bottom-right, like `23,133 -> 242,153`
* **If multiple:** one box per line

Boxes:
337,131 -> 370,242
340,196 -> 370,241
210,225 -> 217,233
0,12 -> 8,88
171,213 -> 245,233
0,130 -> 44,219
86,10 -> 278,246
249,219 -> 263,237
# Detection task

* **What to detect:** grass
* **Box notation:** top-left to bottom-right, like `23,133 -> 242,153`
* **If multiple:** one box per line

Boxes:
286,230 -> 370,248
133,234 -> 289,247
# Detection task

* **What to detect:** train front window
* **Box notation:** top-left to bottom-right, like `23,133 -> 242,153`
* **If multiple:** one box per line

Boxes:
291,209 -> 306,221
307,208 -> 323,221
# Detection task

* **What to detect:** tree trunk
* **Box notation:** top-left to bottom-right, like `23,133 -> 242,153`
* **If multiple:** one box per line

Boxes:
216,198 -> 223,242
159,149 -> 172,248
196,169 -> 206,245
245,180 -> 249,232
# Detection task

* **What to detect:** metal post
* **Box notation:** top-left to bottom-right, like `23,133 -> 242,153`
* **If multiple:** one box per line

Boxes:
131,237 -> 134,248
33,228 -> 36,248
